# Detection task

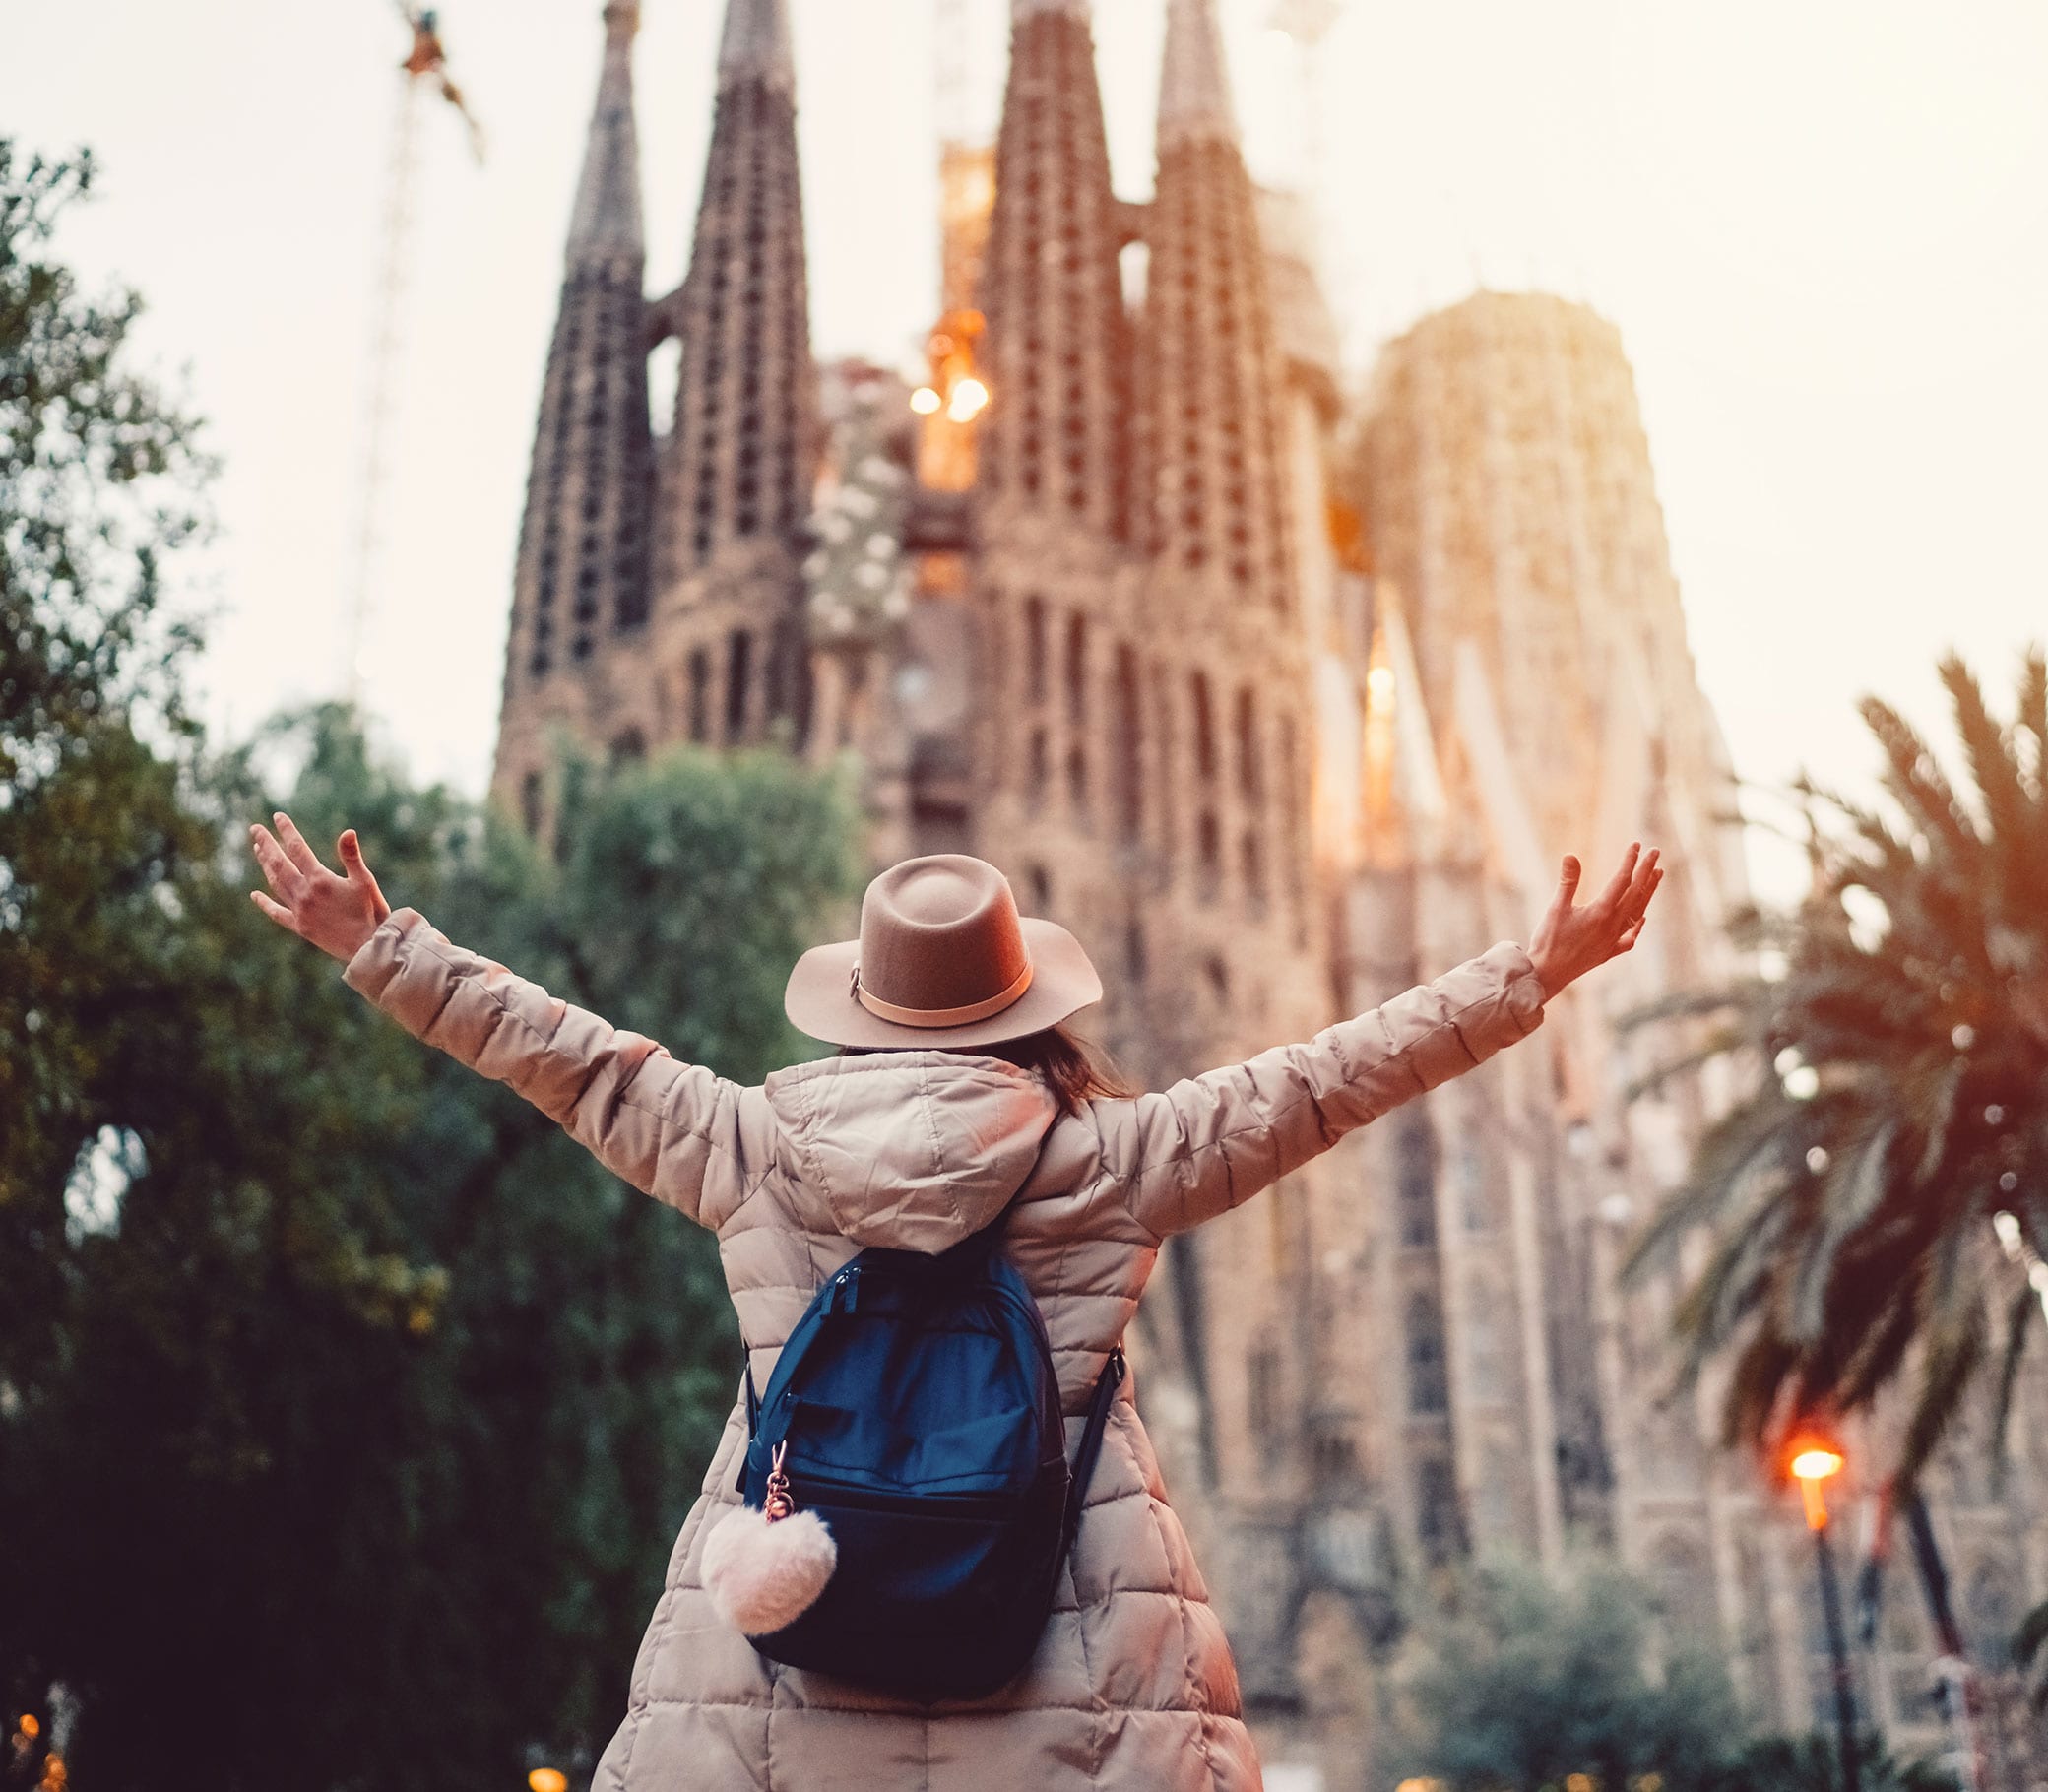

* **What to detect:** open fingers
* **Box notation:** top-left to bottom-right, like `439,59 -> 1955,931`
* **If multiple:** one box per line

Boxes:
1594,841 -> 1641,914
250,888 -> 298,932
273,810 -> 326,877
250,824 -> 305,902
1623,857 -> 1663,923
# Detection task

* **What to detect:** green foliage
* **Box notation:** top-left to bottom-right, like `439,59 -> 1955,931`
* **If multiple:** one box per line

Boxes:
1386,1559 -> 1954,1792
1722,1731 -> 1956,1792
1386,1557 -> 1744,1792
1,138 -> 864,1789
1623,649 -> 2048,1485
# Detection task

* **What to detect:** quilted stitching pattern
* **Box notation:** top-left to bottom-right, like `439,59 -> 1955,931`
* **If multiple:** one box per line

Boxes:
344,912 -> 1546,1791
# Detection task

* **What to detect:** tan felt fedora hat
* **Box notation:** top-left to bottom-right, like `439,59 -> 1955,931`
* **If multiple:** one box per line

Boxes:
784,854 -> 1103,1050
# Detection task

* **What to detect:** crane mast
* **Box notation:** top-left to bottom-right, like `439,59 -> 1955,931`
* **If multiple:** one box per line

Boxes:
343,5 -> 482,703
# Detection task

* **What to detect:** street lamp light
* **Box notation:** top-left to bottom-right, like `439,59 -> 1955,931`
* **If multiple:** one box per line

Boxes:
1790,1437 -> 1861,1792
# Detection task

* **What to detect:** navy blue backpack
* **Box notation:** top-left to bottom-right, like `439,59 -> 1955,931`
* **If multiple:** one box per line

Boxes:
733,1224 -> 1125,1698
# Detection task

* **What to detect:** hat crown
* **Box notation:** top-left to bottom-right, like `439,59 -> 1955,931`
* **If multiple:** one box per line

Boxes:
858,856 -> 1030,1016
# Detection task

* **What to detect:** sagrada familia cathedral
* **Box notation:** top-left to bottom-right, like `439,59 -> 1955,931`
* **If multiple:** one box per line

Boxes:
489,0 -> 2046,1783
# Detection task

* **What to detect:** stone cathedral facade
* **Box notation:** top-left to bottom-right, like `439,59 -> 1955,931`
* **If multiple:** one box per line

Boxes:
492,2 -> 2048,1784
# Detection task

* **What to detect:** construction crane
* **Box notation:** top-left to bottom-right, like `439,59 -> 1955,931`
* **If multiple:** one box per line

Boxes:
343,4 -> 484,703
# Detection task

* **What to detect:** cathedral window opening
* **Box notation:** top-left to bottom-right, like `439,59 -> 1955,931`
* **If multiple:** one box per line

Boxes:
1190,672 -> 1217,781
571,632 -> 593,662
1397,1114 -> 1438,1248
1024,596 -> 1049,705
1064,613 -> 1088,723
520,771 -> 543,837
1123,915 -> 1146,984
725,629 -> 752,741
1025,863 -> 1052,914
1027,726 -> 1049,811
1112,644 -> 1142,839
1415,1457 -> 1461,1565
609,728 -> 645,767
687,647 -> 712,743
1405,1293 -> 1448,1415
1234,688 -> 1262,800
1065,741 -> 1087,821
1240,831 -> 1265,912
1196,811 -> 1221,896
1203,954 -> 1229,1002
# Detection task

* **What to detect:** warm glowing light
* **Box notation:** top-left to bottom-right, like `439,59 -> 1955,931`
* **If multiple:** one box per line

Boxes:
910,386 -> 941,416
18,1715 -> 39,1738
1367,664 -> 1396,702
529,1772 -> 569,1792
946,377 -> 989,422
1789,1440 -> 1844,1529
1791,1447 -> 1842,1482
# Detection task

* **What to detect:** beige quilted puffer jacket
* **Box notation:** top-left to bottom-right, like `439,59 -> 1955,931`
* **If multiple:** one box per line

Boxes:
343,909 -> 1548,1791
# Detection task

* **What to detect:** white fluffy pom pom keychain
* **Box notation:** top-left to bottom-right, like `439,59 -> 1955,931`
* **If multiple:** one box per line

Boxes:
701,1440 -> 838,1636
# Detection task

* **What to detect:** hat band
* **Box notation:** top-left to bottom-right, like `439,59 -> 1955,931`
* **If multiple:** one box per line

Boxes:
852,955 -> 1035,1029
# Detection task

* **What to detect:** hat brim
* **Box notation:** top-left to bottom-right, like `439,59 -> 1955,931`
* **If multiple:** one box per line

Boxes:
784,916 -> 1105,1051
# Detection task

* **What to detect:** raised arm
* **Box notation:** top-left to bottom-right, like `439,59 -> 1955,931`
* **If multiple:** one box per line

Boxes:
249,813 -> 749,1228
1114,842 -> 1661,1241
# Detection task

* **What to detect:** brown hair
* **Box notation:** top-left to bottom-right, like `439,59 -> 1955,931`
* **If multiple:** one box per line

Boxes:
839,1021 -> 1137,1117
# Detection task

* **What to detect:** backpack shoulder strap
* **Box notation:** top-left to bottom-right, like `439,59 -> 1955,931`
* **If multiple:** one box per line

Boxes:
1059,1345 -> 1127,1557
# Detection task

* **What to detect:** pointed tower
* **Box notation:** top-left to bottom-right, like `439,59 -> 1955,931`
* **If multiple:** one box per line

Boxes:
975,0 -> 1133,536
496,0 -> 654,780
1140,0 -> 1292,618
662,0 -> 815,581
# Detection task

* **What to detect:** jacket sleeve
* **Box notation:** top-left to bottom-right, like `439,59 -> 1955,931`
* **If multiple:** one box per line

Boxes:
342,908 -> 749,1229
1110,940 -> 1547,1241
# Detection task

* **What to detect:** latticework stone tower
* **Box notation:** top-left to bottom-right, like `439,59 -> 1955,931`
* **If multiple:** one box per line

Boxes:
494,0 -> 815,826
1141,0 -> 1292,619
495,0 -> 654,812
975,0 -> 1133,538
650,0 -> 816,755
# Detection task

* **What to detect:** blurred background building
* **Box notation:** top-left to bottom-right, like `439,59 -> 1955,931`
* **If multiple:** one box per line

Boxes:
488,1 -> 2048,1784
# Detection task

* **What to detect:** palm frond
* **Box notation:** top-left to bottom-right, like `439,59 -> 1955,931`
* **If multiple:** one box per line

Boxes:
1623,1020 -> 1753,1104
1942,652 -> 2029,826
1622,1096 -> 1792,1283
1894,1219 -> 1990,1488
1988,1278 -> 2035,1494
1789,1119 -> 1899,1342
1859,695 -> 1983,871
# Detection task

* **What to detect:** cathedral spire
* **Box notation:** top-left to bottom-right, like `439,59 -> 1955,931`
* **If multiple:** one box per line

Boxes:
496,0 -> 654,737
1157,0 -> 1239,150
976,0 -> 1132,535
566,0 -> 645,258
661,0 -> 816,579
717,0 -> 794,93
1138,0 -> 1291,617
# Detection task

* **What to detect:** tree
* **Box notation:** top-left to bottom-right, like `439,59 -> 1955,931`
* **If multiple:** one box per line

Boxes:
2,141 -> 864,1787
1386,1559 -> 1954,1792
1624,649 -> 2048,1486
1385,1557 -> 1746,1792
1,138 -> 213,1396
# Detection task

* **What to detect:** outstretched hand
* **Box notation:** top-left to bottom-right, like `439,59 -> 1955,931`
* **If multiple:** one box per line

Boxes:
249,811 -> 392,965
1526,842 -> 1662,999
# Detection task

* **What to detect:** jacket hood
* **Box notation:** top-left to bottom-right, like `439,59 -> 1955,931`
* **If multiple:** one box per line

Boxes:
762,1050 -> 1061,1254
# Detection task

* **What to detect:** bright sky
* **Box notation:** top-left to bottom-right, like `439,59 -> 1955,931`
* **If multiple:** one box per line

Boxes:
7,1 -> 2044,906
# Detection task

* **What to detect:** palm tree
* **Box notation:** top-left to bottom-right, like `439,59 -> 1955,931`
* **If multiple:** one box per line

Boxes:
1624,647 -> 2047,1488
